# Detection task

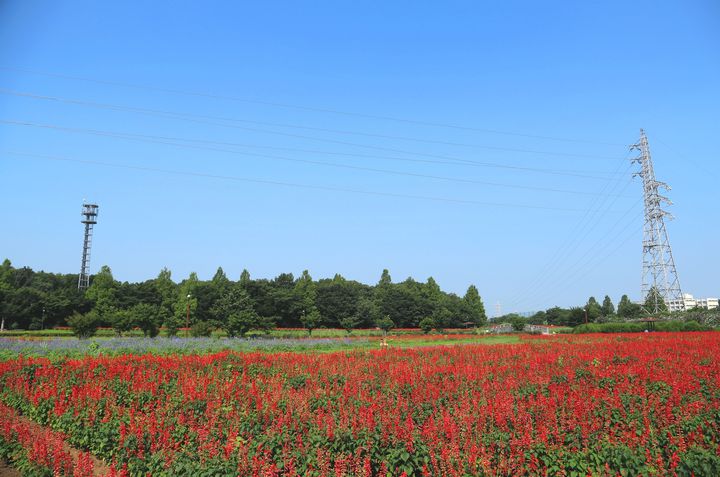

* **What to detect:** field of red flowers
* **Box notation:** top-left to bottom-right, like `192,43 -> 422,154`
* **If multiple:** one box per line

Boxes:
1,332 -> 719,476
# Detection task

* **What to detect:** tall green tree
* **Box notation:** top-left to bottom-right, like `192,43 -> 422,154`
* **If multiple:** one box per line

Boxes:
316,275 -> 363,328
431,306 -> 453,332
377,282 -> 426,327
85,265 -> 118,324
295,270 -> 320,334
510,315 -> 527,331
212,284 -> 270,337
190,266 -> 232,324
130,303 -> 163,337
644,287 -> 667,314
211,267 -> 229,288
568,307 -> 587,327
544,307 -> 570,326
239,269 -> 251,288
168,272 -> 199,336
463,285 -> 487,326
586,296 -> 602,322
354,296 -> 380,328
5,287 -> 45,330
154,267 -> 176,314
424,277 -> 442,307
617,294 -> 642,319
378,269 -> 392,287
528,310 -> 547,325
268,273 -> 298,327
0,259 -> 11,330
601,295 -> 615,317
294,270 -> 317,314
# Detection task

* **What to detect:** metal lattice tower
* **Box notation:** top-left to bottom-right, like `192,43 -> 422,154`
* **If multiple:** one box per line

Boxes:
630,130 -> 682,312
78,203 -> 99,291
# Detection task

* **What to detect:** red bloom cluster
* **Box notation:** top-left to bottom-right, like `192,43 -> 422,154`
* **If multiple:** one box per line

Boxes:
1,332 -> 720,476
0,402 -> 95,476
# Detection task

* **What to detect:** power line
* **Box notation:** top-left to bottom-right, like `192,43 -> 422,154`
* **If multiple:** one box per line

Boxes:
0,89 -> 624,161
651,133 -> 718,181
0,97 -> 622,179
548,212 -> 643,294
1,119 -> 629,185
561,223 -> 644,300
0,66 -> 625,146
525,213 -> 643,310
514,204 -> 642,309
1,150 -> 628,213
505,154 -> 636,307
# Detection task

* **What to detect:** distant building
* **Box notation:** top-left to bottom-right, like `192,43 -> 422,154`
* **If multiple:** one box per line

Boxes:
667,293 -> 719,312
488,323 -> 513,334
525,324 -> 559,335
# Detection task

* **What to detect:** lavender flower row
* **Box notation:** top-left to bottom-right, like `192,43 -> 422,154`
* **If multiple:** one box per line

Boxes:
0,336 -> 362,358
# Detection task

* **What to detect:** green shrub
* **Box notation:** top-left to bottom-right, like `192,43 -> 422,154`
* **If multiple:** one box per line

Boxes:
655,320 -> 709,332
376,315 -> 395,335
109,309 -> 134,336
131,303 -> 164,338
67,311 -> 100,339
419,317 -> 435,334
574,320 -> 711,334
190,321 -> 214,337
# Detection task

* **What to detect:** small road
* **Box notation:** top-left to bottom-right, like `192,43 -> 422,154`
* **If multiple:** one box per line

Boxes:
0,459 -> 21,477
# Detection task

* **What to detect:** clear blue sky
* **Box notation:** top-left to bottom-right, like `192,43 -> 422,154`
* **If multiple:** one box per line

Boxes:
1,1 -> 718,313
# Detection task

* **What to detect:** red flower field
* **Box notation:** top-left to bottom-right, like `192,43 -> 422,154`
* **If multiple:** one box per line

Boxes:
1,332 -> 719,476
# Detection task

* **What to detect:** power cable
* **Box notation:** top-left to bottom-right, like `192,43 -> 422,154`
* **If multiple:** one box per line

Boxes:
516,205 -> 642,309
505,154 -> 636,308
651,133 -> 718,180
0,66 -> 626,147
0,89 -> 624,161
0,150 -> 629,213
0,101 -> 621,179
0,119 -> 628,184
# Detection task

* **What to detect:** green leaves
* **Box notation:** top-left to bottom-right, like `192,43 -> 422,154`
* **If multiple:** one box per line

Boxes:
300,309 -> 321,336
67,311 -> 100,339
211,284 -> 268,337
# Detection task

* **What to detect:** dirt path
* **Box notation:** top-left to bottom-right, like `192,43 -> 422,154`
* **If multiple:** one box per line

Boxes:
0,459 -> 22,477
1,406 -> 112,476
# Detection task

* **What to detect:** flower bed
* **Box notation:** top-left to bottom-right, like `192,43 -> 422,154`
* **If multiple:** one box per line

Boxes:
1,332 -> 719,476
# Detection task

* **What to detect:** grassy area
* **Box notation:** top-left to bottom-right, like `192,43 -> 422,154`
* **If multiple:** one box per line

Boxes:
0,332 -> 518,360
380,334 -> 520,348
0,326 -> 483,339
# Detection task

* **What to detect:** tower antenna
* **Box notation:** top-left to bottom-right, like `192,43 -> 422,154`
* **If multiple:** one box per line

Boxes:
630,130 -> 682,312
78,203 -> 99,291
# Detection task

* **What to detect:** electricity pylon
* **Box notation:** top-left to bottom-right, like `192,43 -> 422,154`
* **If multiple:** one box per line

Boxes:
630,129 -> 682,312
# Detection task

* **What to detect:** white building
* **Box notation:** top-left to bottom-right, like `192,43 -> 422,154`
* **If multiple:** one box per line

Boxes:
667,293 -> 719,312
696,297 -> 719,310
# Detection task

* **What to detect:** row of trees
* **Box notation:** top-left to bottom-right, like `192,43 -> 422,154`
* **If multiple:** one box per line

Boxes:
0,259 -> 488,336
495,289 -> 719,329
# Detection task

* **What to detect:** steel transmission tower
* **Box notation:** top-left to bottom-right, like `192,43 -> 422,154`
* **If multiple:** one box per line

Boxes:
78,203 -> 99,291
630,130 -> 682,312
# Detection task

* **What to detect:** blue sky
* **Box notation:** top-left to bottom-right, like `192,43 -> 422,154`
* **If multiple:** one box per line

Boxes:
1,1 -> 718,313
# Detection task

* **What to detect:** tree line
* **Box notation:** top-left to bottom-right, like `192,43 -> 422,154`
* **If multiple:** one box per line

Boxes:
495,289 -> 720,329
0,259 -> 488,336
